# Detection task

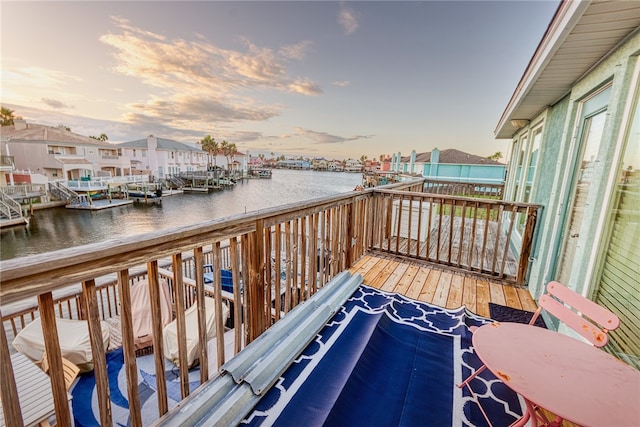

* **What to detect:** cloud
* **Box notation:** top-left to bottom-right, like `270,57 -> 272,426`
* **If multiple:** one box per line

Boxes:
338,6 -> 359,35
99,17 -> 322,131
41,98 -> 74,109
279,41 -> 312,60
293,127 -> 373,144
288,78 -> 323,96
332,80 -> 350,87
1,66 -> 83,105
124,94 -> 280,125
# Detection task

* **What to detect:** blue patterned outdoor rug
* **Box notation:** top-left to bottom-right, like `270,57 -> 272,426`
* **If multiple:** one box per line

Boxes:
241,285 -> 525,427
71,348 -> 201,426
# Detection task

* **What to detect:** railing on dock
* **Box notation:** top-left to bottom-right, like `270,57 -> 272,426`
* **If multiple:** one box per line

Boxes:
0,178 -> 540,426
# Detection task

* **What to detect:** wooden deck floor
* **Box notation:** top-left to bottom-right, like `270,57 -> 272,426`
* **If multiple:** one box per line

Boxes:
349,253 -> 537,317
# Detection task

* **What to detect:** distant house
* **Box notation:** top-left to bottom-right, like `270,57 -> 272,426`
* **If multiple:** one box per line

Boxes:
396,148 -> 505,183
329,160 -> 345,172
119,136 -> 248,178
0,119 -> 130,181
345,159 -> 362,172
380,157 -> 391,172
311,157 -> 328,171
276,159 -> 310,170
496,1 -> 639,366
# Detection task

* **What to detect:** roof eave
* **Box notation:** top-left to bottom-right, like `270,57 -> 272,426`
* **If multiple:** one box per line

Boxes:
494,0 -> 589,139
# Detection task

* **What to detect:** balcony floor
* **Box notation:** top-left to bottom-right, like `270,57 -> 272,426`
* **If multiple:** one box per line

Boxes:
349,253 -> 537,317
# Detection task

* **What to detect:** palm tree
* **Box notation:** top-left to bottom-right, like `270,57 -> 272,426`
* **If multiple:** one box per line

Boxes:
220,140 -> 237,170
487,151 -> 503,161
1,107 -> 15,126
90,133 -> 109,142
198,135 -> 219,169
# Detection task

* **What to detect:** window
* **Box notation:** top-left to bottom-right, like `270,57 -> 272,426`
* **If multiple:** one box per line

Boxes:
593,69 -> 639,369
133,149 -> 137,157
142,150 -> 146,158
512,134 -> 528,201
523,126 -> 542,203
556,85 -> 612,287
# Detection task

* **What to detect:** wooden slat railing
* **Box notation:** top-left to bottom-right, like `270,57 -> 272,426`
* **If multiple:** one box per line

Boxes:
370,189 -> 540,285
423,179 -> 504,199
0,178 -> 422,426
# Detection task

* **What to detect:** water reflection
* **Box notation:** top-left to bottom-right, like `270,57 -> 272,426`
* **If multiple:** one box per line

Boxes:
1,170 -> 362,260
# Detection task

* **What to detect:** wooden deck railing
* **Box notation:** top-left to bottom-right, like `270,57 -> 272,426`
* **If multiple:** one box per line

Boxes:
0,178 -> 541,426
369,189 -> 541,285
423,178 -> 504,198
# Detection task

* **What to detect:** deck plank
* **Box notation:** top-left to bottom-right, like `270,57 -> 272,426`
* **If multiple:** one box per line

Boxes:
476,280 -> 491,317
404,267 -> 429,300
462,277 -> 477,313
368,259 -> 398,288
517,288 -> 538,312
503,285 -> 522,310
354,254 -> 537,317
380,263 -> 410,292
393,264 -> 419,295
447,274 -> 464,309
417,269 -> 441,303
432,271 -> 452,307
488,282 -> 506,306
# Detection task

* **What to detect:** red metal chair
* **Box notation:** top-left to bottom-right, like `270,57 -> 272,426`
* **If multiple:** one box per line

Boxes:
458,280 -> 620,426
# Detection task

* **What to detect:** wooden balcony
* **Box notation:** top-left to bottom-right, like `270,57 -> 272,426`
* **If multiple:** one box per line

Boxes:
0,179 -> 542,426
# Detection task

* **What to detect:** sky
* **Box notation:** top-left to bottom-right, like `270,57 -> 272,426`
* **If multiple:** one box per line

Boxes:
1,1 -> 560,161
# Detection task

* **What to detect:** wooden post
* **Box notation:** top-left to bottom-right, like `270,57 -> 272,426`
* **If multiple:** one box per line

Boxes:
171,254 -> 190,399
117,270 -> 142,426
300,217 -> 309,307
241,234 -> 251,345
230,238 -> 243,353
517,206 -> 538,286
309,213 -> 318,294
82,279 -> 112,426
395,195 -> 403,254
147,260 -> 168,416
284,221 -> 292,314
248,220 -> 266,341
342,204 -> 351,269
37,292 -> 73,427
0,308 -> 22,427
213,242 -> 226,368
193,247 -> 209,383
274,226 -> 282,319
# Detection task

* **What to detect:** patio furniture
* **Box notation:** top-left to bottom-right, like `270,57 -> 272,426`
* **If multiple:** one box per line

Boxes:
129,277 -> 173,354
0,353 -> 57,427
162,296 -> 230,367
459,280 -> 625,426
12,317 -> 110,372
471,321 -> 640,426
40,351 -> 80,392
203,265 -> 235,293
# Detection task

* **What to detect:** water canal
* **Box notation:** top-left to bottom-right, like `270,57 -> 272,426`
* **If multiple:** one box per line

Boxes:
1,170 -> 363,260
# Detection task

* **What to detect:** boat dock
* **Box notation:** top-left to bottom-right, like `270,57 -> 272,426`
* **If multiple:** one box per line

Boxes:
66,198 -> 134,210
